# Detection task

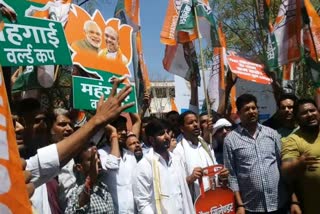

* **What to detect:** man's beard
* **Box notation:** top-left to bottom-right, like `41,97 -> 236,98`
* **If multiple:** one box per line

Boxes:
134,152 -> 143,162
154,140 -> 170,154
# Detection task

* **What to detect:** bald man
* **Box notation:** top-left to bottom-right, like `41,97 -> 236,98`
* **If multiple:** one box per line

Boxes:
98,26 -> 128,64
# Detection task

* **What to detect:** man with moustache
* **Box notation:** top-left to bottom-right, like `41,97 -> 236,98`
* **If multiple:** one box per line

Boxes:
223,94 -> 287,214
263,93 -> 298,137
133,118 -> 195,213
126,133 -> 143,162
282,99 -> 320,214
174,111 -> 229,201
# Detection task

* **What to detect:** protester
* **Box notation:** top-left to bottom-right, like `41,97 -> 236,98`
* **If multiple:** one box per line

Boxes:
133,118 -> 195,213
65,144 -> 114,213
174,110 -> 229,201
263,93 -> 298,137
16,98 -> 48,158
199,110 -> 221,145
211,118 -> 232,164
281,98 -> 320,214
12,113 -> 26,157
223,94 -> 288,213
140,116 -> 154,154
165,110 -> 180,137
25,79 -> 133,190
98,113 -> 141,213
125,133 -> 143,162
45,108 -> 78,212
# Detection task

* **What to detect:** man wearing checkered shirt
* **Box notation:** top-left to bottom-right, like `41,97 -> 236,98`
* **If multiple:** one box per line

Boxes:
65,144 -> 114,214
223,94 -> 288,214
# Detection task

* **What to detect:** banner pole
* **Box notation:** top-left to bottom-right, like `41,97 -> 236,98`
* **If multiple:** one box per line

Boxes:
193,4 -> 213,144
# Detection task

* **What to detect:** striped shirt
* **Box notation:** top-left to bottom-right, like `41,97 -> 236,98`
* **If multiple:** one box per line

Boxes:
223,123 -> 287,212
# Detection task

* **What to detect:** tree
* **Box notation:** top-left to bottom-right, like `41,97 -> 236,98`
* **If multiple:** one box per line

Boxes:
210,0 -> 320,99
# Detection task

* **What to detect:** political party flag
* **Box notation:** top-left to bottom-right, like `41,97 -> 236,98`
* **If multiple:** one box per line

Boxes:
0,68 -> 32,214
175,0 -> 217,45
27,0 -> 73,27
255,0 -> 271,31
115,0 -> 150,112
161,0 -> 196,45
282,62 -> 295,92
267,0 -> 303,69
170,97 -> 178,111
208,24 -> 227,112
303,0 -> 320,62
163,41 -> 200,84
114,0 -> 140,32
12,65 -> 56,93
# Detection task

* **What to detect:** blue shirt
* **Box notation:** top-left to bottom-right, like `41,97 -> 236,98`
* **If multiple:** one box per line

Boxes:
223,123 -> 287,212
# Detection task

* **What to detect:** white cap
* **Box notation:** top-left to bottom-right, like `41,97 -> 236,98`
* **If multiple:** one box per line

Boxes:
212,118 -> 232,136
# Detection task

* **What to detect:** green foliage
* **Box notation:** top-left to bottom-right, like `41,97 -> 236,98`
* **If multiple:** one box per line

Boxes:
209,0 -> 320,97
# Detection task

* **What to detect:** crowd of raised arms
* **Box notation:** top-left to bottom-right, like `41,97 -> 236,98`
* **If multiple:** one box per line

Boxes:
12,78 -> 320,214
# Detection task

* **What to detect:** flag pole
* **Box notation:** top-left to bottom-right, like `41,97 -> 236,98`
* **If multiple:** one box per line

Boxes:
193,5 -> 213,144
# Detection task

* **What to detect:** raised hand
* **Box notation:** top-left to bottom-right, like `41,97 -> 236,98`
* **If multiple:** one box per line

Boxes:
94,77 -> 134,125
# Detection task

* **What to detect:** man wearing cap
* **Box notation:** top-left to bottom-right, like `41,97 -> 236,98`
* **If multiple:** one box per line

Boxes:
211,118 -> 232,164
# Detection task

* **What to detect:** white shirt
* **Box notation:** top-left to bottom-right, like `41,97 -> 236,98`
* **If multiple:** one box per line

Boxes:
26,144 -> 60,214
30,184 -> 51,214
133,151 -> 187,214
26,144 -> 60,188
174,136 -> 216,200
58,159 -> 76,211
98,145 -> 137,214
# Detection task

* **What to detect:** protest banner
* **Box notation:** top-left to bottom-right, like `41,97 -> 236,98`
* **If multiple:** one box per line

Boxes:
227,55 -> 272,85
0,0 -> 72,66
64,5 -> 137,112
194,165 -> 235,214
0,67 -> 32,213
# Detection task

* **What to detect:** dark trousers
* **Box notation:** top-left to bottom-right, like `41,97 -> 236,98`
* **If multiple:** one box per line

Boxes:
246,208 -> 287,214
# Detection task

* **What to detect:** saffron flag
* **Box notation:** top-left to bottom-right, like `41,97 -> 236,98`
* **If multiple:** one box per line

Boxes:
160,0 -> 197,45
163,41 -> 200,83
303,0 -> 320,62
208,24 -> 227,111
114,0 -> 140,32
267,0 -> 303,69
162,0 -> 218,83
115,0 -> 150,112
0,68 -> 32,214
282,62 -> 295,93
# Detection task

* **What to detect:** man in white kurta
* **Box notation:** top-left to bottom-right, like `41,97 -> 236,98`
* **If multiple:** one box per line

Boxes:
174,135 -> 216,200
99,145 -> 137,213
173,111 -> 228,201
133,118 -> 194,214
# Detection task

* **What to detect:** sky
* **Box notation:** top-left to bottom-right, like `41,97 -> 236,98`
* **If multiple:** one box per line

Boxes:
95,0 -> 174,81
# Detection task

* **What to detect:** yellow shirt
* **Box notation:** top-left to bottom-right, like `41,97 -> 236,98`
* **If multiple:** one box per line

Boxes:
282,130 -> 320,214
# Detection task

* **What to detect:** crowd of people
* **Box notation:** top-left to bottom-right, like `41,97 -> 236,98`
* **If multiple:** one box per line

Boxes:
1,2 -> 319,214
12,77 -> 320,214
